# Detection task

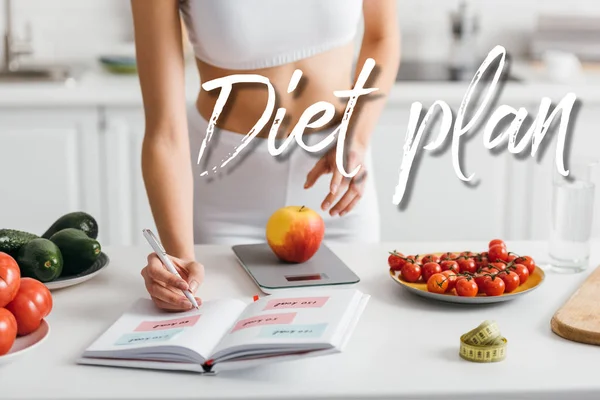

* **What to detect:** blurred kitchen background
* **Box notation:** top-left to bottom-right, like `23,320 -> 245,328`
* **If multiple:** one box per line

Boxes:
1,0 -> 600,247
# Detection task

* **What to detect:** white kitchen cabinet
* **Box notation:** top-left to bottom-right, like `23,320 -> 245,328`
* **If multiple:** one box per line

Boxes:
0,108 -> 103,241
370,97 -> 539,242
102,107 -> 155,247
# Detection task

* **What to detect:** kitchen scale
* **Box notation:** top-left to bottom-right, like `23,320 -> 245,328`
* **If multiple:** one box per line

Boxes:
231,243 -> 360,294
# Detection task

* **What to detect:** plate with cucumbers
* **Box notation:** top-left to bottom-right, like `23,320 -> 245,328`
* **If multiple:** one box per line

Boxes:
0,211 -> 109,290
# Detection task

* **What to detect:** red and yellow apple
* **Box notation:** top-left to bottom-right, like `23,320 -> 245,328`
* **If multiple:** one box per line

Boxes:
266,206 -> 325,263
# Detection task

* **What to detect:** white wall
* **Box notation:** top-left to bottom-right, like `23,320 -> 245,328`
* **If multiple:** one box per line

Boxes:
2,0 -> 600,64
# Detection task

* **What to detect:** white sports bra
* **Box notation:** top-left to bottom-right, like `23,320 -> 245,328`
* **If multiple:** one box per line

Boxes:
178,0 -> 363,70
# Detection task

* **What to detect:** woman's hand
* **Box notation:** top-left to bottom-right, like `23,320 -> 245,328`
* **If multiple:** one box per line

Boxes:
304,141 -> 368,217
141,253 -> 204,311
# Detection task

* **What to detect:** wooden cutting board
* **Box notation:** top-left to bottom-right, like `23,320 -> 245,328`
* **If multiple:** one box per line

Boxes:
551,265 -> 600,345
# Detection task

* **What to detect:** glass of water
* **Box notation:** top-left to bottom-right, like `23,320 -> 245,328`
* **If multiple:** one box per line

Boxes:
548,158 -> 598,273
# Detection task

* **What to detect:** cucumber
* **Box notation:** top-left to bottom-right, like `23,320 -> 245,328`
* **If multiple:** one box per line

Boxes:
0,229 -> 39,259
42,211 -> 99,240
17,238 -> 63,282
49,228 -> 101,276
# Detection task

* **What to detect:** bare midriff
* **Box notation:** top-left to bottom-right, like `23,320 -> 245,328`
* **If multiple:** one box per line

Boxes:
195,42 -> 355,139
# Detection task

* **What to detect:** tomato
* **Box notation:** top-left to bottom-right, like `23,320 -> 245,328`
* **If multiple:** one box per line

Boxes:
499,271 -> 520,293
488,244 -> 509,262
483,277 -> 506,296
0,253 -> 20,308
0,308 -> 17,356
6,278 -> 52,336
421,262 -> 442,282
457,258 -> 477,274
515,256 -> 536,274
474,268 -> 493,289
401,263 -> 421,283
441,270 -> 458,291
439,252 -> 457,261
427,273 -> 448,294
421,254 -> 440,264
460,251 -> 476,258
406,255 -> 418,262
475,254 -> 489,269
488,262 -> 506,272
479,251 -> 488,258
512,264 -> 530,285
388,252 -> 405,271
488,239 -> 506,249
456,277 -> 478,297
440,260 -> 460,273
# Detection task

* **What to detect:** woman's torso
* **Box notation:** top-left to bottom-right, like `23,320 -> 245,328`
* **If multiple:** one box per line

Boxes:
179,0 -> 363,138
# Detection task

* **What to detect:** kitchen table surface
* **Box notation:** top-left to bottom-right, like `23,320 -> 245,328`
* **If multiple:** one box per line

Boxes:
2,240 -> 600,400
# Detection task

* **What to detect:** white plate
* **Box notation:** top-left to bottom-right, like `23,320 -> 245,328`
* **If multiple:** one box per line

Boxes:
44,252 -> 109,290
0,320 -> 50,366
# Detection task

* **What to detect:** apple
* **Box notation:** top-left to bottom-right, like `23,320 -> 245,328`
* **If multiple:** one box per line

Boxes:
266,205 -> 325,263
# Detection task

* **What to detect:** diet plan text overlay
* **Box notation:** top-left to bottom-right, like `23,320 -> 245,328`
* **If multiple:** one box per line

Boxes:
196,45 -> 577,206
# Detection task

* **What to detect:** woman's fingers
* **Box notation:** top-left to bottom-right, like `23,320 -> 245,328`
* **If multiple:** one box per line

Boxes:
304,157 -> 330,189
146,253 -> 189,291
184,261 -> 205,294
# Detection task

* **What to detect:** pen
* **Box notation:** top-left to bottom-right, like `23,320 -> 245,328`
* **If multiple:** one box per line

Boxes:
142,228 -> 200,310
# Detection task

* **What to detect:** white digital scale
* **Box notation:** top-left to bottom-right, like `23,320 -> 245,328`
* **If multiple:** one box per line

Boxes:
231,243 -> 361,294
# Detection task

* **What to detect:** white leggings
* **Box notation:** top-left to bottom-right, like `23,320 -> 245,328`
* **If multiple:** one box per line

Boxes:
187,105 -> 380,245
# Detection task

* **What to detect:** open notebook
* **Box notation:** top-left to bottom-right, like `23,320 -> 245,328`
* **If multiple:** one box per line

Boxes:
77,288 -> 369,374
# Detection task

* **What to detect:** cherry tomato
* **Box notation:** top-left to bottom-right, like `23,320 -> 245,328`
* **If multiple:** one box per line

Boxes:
507,254 -> 517,263
488,244 -> 509,262
483,276 -> 506,296
401,263 -> 421,283
488,262 -> 506,272
475,255 -> 489,269
479,251 -> 489,258
489,239 -> 506,249
460,251 -> 476,258
422,262 -> 442,282
427,273 -> 448,294
421,254 -> 441,264
474,268 -> 493,289
6,278 -> 52,336
406,255 -> 418,262
439,252 -> 457,261
512,264 -> 530,285
440,260 -> 460,273
0,253 -> 20,308
499,270 -> 520,293
388,253 -> 405,271
0,307 -> 17,356
457,258 -> 477,274
515,256 -> 535,274
441,270 -> 458,291
456,277 -> 478,297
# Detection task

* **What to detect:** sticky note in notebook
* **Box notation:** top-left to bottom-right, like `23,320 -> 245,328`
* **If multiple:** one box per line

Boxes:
263,297 -> 329,310
115,328 -> 183,346
134,315 -> 201,332
231,312 -> 296,333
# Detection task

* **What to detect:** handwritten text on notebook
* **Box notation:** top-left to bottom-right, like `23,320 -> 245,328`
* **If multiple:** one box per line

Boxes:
259,323 -> 328,339
231,312 -> 296,333
263,297 -> 329,310
135,315 -> 202,332
115,328 -> 184,346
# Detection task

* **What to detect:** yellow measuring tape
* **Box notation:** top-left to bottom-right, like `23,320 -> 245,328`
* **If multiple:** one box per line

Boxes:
459,320 -> 507,363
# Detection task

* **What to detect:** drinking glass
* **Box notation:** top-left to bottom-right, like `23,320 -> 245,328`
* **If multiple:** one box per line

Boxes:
548,158 -> 598,273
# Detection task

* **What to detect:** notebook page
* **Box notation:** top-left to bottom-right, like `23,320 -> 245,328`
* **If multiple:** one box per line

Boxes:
209,289 -> 364,361
82,297 -> 247,362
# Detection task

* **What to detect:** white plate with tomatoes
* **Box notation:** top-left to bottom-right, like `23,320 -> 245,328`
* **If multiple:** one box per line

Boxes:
0,319 -> 50,367
387,239 -> 545,304
1,253 -> 53,364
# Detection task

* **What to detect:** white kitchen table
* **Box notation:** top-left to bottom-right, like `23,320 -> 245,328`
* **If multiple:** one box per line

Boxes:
2,240 -> 600,400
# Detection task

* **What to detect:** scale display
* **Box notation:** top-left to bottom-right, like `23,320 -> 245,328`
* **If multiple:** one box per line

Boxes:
232,243 -> 360,293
